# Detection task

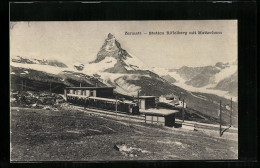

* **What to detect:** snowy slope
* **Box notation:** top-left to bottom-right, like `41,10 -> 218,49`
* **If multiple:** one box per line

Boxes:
10,55 -> 117,75
10,33 -> 237,101
11,62 -> 69,75
151,65 -> 237,101
81,57 -> 117,75
214,64 -> 237,83
123,52 -> 150,71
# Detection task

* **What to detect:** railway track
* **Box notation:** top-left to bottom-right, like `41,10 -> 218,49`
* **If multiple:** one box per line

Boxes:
176,119 -> 237,131
68,104 -> 238,133
69,104 -> 146,122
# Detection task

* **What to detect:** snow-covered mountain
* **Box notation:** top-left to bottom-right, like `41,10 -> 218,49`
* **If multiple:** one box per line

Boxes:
10,33 -> 237,100
10,33 -> 238,126
90,33 -> 149,73
173,62 -> 237,88
10,33 -> 166,96
77,33 -> 166,96
214,71 -> 238,96
151,61 -> 237,100
12,56 -> 68,68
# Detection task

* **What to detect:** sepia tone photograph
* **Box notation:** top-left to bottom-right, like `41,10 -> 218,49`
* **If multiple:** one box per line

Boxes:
10,20 -> 238,161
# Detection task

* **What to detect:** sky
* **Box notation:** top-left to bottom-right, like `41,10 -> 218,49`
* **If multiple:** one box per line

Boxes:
10,20 -> 237,69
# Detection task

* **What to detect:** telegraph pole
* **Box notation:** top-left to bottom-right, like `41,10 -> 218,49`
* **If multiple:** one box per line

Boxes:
21,80 -> 23,91
182,99 -> 185,122
115,94 -> 118,118
24,80 -> 26,91
230,98 -> 232,126
137,90 -> 140,108
219,100 -> 222,137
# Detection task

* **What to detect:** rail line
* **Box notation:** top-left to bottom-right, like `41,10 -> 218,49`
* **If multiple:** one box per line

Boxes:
68,104 -> 238,133
69,104 -> 146,122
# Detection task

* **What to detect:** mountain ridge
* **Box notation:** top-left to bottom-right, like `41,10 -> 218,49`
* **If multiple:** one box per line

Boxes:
10,33 -> 237,99
10,33 -> 238,126
11,56 -> 68,68
164,61 -> 237,98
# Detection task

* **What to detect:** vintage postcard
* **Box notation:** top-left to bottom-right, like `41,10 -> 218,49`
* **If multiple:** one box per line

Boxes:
10,20 -> 238,161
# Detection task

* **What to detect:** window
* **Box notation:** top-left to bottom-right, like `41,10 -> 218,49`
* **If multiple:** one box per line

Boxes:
90,90 -> 94,96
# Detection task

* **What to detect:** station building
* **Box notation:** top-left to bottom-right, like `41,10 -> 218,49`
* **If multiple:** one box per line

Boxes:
137,96 -> 156,110
64,86 -> 115,99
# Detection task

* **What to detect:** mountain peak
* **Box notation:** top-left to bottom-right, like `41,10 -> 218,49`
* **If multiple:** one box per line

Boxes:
107,33 -> 115,39
90,33 -> 130,64
90,33 -> 149,73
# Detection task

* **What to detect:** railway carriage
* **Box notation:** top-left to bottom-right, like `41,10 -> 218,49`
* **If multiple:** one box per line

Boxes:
65,87 -> 139,114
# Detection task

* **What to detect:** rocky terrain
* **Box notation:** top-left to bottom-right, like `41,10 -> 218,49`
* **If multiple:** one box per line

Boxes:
10,107 -> 238,161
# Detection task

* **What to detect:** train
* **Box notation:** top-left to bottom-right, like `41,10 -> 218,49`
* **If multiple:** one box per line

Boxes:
66,93 -> 140,115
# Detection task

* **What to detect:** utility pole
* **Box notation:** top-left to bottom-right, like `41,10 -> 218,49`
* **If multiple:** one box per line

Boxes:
24,80 -> 26,91
115,94 -> 118,118
137,90 -> 140,108
182,99 -> 185,122
21,80 -> 23,91
129,108 -> 131,125
220,100 -> 222,137
230,98 -> 232,126
49,82 -> 52,92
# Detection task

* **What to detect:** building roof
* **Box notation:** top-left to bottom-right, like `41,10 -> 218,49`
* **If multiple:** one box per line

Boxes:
88,96 -> 136,105
66,87 -> 115,90
138,96 -> 156,99
66,94 -> 136,105
140,108 -> 179,116
170,99 -> 180,104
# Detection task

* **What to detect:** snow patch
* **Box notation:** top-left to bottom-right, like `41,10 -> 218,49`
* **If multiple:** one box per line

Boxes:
81,57 -> 117,75
98,73 -> 143,96
162,70 -> 236,101
115,78 -> 141,95
150,64 -> 237,101
214,64 -> 237,83
11,62 -> 67,75
151,67 -> 170,76
11,56 -> 117,77
98,72 -> 124,84
124,53 -> 150,71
